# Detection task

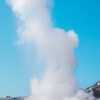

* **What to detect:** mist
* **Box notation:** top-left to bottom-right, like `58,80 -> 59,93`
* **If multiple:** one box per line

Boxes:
6,0 -> 95,100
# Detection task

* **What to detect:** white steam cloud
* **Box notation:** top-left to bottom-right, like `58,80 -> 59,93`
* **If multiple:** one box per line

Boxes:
6,0 -> 96,100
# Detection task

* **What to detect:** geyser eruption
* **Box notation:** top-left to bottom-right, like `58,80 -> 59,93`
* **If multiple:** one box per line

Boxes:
6,0 -> 95,100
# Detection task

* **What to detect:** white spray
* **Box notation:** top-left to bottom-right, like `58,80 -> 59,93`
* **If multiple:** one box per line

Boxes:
6,0 -> 95,100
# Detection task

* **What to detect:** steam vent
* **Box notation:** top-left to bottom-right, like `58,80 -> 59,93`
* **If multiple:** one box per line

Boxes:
0,81 -> 100,100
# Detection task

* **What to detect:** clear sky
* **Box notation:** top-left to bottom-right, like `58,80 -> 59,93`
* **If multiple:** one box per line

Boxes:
0,0 -> 100,97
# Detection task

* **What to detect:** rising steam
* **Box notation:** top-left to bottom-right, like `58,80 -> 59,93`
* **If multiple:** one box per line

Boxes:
6,0 -> 95,100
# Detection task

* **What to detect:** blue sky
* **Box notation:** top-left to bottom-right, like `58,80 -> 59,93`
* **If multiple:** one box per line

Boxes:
0,0 -> 100,97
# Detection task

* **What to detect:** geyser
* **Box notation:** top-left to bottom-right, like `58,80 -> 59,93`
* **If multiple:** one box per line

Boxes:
6,0 -> 95,100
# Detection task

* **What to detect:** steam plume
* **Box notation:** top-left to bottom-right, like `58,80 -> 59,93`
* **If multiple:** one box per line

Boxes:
6,0 -> 95,100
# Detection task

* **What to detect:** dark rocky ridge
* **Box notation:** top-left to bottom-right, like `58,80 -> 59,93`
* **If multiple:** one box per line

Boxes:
85,81 -> 100,98
0,96 -> 27,100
